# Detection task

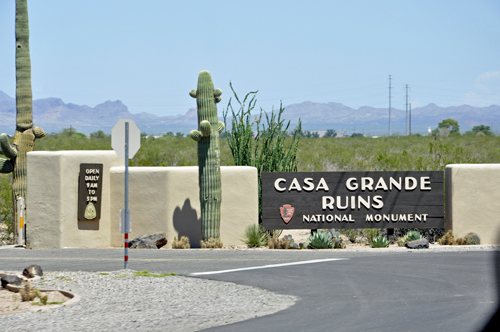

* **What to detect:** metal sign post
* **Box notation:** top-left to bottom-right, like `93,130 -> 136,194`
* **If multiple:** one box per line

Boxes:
111,119 -> 141,270
124,122 -> 129,269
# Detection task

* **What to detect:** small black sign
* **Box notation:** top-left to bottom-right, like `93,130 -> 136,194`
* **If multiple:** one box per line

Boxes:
78,163 -> 103,221
262,171 -> 444,230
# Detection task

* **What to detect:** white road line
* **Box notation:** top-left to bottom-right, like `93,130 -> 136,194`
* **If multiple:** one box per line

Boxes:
187,258 -> 350,276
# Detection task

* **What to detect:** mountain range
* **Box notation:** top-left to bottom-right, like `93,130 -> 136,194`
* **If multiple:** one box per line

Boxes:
1,90 -> 499,136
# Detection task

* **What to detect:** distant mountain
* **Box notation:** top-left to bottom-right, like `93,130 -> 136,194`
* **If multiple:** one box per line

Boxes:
0,91 -> 499,136
284,101 -> 500,135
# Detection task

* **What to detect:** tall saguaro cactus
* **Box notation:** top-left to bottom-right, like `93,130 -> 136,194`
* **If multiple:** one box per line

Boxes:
0,0 -> 45,241
189,71 -> 225,241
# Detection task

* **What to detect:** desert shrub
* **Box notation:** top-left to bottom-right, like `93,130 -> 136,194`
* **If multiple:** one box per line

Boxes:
268,237 -> 290,249
240,224 -> 266,248
371,236 -> 390,248
364,228 -> 381,245
341,229 -> 361,243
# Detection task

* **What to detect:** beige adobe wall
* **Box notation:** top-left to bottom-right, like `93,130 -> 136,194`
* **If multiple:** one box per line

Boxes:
446,164 -> 500,244
27,151 -> 124,249
109,166 -> 258,248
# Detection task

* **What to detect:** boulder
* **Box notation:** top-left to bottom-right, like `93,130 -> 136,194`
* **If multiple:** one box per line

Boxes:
129,233 -> 167,249
1,274 -> 23,288
405,238 -> 429,249
23,264 -> 43,278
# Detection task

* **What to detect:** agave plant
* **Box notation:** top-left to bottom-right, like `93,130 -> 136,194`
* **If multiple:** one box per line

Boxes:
398,230 -> 424,246
371,236 -> 390,248
406,231 -> 424,241
307,231 -> 333,249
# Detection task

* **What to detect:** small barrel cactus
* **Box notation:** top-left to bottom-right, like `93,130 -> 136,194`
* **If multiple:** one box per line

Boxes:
464,232 -> 480,245
189,71 -> 225,241
172,236 -> 191,249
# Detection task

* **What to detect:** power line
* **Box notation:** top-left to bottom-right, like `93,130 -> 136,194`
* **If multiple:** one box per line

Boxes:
405,84 -> 409,135
388,75 -> 392,136
409,103 -> 412,136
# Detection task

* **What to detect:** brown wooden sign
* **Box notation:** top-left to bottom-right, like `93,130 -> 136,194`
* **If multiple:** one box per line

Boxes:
78,163 -> 103,221
262,171 -> 444,230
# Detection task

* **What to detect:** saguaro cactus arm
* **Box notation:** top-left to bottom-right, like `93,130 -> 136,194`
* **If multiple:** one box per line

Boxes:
217,121 -> 225,134
0,133 -> 18,159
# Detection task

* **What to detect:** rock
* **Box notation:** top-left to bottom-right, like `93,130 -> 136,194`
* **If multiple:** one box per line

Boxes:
23,264 -> 43,278
129,233 -> 167,249
1,274 -> 23,288
405,238 -> 429,249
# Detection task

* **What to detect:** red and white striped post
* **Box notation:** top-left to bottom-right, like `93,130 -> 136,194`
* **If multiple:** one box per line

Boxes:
17,197 -> 25,246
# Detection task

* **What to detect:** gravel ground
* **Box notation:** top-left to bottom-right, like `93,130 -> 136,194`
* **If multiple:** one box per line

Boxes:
0,270 -> 297,332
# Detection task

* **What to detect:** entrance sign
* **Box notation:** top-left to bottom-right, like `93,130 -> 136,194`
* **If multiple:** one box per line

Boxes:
78,163 -> 103,221
262,171 -> 444,230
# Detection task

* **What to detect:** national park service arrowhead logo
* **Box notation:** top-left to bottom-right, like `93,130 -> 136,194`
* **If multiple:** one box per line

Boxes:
84,202 -> 97,220
280,204 -> 295,224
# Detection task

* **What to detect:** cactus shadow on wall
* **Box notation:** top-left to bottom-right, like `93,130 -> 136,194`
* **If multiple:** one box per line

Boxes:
173,199 -> 201,248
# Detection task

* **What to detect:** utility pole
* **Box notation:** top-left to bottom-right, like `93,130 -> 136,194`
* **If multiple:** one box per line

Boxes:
409,103 -> 412,135
405,84 -> 409,135
388,75 -> 392,136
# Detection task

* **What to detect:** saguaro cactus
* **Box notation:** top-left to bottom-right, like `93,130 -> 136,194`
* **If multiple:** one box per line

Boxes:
0,0 -> 45,241
189,70 -> 225,241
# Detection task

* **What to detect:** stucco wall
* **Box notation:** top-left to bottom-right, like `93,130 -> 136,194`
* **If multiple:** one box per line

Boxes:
446,164 -> 500,244
26,150 -> 258,249
109,166 -> 258,248
27,151 -> 124,249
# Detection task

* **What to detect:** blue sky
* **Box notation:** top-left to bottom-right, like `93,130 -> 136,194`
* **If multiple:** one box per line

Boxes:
1,0 -> 499,117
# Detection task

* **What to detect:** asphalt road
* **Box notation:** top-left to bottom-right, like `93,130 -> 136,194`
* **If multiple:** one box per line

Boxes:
1,248 -> 499,332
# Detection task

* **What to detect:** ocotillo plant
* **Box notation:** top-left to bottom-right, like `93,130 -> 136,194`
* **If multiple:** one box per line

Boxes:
189,71 -> 225,241
223,82 -> 302,223
0,0 -> 45,241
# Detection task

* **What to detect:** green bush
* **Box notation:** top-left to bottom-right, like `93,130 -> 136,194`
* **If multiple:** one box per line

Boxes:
0,174 -> 13,244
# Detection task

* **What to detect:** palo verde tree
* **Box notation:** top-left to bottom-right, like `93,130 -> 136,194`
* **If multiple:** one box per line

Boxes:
0,0 -> 45,241
188,70 -> 225,243
434,118 -> 460,136
471,125 -> 493,136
